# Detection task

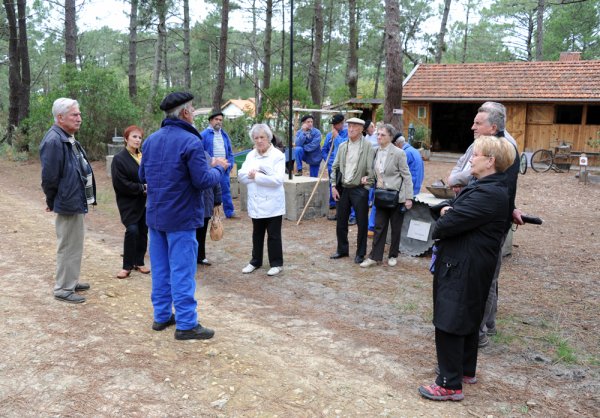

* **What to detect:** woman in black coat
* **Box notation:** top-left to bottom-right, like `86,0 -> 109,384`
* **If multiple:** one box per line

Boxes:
111,125 -> 150,279
418,135 -> 516,402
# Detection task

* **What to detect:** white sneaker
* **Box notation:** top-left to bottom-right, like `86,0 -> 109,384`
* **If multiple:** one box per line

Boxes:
388,257 -> 397,267
267,266 -> 283,276
360,258 -> 378,268
242,264 -> 257,274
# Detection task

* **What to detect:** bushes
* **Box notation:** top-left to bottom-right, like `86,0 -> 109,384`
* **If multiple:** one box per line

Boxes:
24,64 -> 145,160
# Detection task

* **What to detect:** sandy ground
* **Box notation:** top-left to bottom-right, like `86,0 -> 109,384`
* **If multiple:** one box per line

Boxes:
0,157 -> 598,417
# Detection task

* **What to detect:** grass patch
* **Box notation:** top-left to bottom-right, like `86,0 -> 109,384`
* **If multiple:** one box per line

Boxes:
545,333 -> 578,364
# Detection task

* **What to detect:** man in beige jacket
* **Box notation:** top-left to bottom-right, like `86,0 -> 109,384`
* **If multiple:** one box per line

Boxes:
329,118 -> 375,264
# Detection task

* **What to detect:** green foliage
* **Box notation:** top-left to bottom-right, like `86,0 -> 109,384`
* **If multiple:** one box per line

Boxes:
23,64 -> 142,160
223,115 -> 256,151
262,79 -> 313,118
543,0 -> 600,60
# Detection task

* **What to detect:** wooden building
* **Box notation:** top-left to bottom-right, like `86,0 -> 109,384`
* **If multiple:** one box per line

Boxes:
401,53 -> 600,154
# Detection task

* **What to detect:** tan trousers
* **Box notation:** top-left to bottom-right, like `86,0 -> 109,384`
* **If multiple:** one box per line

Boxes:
54,214 -> 84,297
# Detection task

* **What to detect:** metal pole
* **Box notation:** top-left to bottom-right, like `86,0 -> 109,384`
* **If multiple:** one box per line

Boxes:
287,0 -> 294,180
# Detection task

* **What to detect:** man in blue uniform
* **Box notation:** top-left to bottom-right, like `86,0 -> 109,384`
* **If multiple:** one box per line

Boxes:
201,111 -> 236,218
294,114 -> 322,177
140,92 -> 229,340
394,134 -> 424,195
322,113 -> 348,209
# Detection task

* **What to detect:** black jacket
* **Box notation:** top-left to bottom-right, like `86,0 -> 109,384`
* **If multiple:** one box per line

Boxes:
430,172 -> 508,335
111,148 -> 146,226
40,125 -> 96,214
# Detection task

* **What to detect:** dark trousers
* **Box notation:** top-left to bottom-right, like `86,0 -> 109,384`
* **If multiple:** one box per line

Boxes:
369,204 -> 405,261
195,217 -> 210,262
250,216 -> 283,268
336,186 -> 369,257
123,213 -> 148,270
435,328 -> 479,390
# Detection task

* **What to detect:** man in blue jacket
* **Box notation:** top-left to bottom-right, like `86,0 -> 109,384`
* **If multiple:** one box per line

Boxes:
394,134 -> 424,195
40,98 -> 96,304
322,113 -> 347,209
294,114 -> 322,177
200,112 -> 236,218
140,92 -> 229,340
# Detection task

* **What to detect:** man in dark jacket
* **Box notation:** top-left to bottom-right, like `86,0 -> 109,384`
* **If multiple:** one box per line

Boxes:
447,102 -> 524,347
140,92 -> 229,341
40,98 -> 96,304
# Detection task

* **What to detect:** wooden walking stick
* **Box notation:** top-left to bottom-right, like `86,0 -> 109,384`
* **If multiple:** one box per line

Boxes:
296,138 -> 336,225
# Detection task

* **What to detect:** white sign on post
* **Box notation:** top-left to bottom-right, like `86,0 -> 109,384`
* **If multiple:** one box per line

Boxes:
580,154 -> 588,166
392,108 -> 404,115
407,220 -> 431,241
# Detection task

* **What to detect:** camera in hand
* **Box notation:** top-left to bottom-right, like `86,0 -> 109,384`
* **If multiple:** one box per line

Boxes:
521,214 -> 543,225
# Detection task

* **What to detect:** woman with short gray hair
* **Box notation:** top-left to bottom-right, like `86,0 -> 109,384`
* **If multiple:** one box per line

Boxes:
238,124 -> 286,276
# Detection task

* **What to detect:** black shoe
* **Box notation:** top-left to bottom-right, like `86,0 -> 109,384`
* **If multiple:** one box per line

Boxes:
478,334 -> 490,348
75,282 -> 90,291
54,293 -> 85,304
348,217 -> 357,225
354,255 -> 365,264
329,204 -> 336,210
152,314 -> 176,331
330,252 -> 349,259
197,259 -> 212,266
327,215 -> 337,221
175,324 -> 215,340
294,170 -> 302,176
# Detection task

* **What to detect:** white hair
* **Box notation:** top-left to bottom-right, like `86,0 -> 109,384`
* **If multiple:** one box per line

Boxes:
166,100 -> 193,119
52,98 -> 79,123
250,123 -> 273,141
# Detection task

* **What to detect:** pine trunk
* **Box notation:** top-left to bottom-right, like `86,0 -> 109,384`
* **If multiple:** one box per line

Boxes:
384,0 -> 403,131
346,0 -> 358,97
212,0 -> 230,112
183,0 -> 191,90
128,0 -> 138,99
434,0 -> 452,64
64,0 -> 77,66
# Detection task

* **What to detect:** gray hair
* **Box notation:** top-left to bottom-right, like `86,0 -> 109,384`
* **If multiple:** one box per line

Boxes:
166,100 -> 193,119
478,101 -> 506,132
52,98 -> 79,123
249,123 -> 273,141
378,123 -> 397,139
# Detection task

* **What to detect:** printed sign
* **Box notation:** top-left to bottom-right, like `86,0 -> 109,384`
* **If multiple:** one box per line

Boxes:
407,220 -> 431,241
393,108 -> 404,115
580,154 -> 588,166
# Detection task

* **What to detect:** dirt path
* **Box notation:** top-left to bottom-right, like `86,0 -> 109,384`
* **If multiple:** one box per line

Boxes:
0,158 -> 598,417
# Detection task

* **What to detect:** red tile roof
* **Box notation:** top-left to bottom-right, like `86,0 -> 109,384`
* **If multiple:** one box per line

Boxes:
402,61 -> 600,103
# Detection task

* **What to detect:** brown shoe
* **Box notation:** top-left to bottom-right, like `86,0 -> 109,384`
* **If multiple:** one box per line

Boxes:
117,269 -> 131,279
134,266 -> 151,274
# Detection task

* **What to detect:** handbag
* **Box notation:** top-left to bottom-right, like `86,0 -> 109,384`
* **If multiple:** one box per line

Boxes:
209,206 -> 224,241
373,188 -> 399,209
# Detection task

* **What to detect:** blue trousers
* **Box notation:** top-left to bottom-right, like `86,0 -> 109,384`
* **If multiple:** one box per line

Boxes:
220,173 -> 235,218
368,188 -> 376,231
294,146 -> 320,177
149,228 -> 199,330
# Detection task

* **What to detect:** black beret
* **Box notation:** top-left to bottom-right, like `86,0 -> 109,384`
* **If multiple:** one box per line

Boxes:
331,113 -> 344,125
208,111 -> 224,120
301,114 -> 314,123
159,91 -> 194,111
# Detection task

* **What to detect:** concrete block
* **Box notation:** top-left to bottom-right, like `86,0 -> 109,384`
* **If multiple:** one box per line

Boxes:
239,176 -> 329,221
107,143 -> 124,156
106,155 -> 114,177
230,176 -> 239,199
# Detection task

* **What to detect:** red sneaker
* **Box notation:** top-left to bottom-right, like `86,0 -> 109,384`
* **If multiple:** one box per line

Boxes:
418,383 -> 464,401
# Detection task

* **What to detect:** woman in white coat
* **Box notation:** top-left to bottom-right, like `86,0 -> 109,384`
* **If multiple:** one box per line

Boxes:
238,124 -> 286,276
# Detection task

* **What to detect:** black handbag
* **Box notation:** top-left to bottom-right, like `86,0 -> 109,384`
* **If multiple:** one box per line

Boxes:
374,188 -> 399,209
